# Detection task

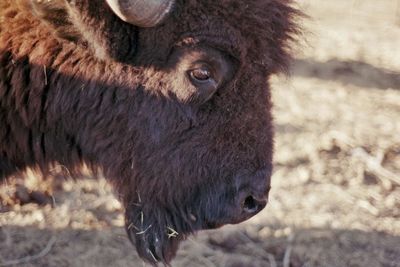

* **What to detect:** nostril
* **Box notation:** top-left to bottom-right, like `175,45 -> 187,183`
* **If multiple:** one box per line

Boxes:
242,195 -> 265,214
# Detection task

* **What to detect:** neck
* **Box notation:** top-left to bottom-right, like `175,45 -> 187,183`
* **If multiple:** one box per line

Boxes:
0,23 -> 143,178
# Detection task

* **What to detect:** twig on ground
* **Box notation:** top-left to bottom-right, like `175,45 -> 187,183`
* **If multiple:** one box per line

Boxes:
266,253 -> 278,267
283,233 -> 295,267
50,194 -> 56,207
0,236 -> 56,266
357,200 -> 379,216
318,184 -> 380,216
352,147 -> 400,186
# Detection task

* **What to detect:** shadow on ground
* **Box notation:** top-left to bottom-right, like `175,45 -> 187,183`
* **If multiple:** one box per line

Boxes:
292,58 -> 400,90
1,224 -> 399,267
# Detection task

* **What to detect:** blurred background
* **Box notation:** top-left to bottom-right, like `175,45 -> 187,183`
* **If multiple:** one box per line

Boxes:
1,0 -> 399,266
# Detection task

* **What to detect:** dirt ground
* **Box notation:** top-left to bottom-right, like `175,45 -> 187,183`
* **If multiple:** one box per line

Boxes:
1,0 -> 400,266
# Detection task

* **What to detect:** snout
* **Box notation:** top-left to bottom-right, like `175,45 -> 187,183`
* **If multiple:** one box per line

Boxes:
227,168 -> 271,225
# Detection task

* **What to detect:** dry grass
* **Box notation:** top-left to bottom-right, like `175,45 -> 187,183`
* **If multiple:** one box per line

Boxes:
1,0 -> 400,266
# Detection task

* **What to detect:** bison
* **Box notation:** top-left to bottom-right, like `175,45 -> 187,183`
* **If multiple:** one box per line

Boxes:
0,0 -> 300,265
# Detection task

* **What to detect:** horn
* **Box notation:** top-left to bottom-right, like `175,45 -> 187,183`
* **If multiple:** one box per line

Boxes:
105,0 -> 175,27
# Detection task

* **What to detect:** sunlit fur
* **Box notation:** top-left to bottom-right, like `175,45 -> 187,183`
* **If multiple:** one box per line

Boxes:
0,0 -> 301,264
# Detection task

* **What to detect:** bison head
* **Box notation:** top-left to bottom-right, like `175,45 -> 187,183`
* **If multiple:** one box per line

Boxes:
25,0 -> 300,264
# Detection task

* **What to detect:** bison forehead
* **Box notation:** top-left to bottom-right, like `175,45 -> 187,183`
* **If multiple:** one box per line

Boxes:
138,0 -> 300,73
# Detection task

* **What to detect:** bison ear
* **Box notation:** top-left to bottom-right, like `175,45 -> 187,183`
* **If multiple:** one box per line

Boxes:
29,0 -> 138,62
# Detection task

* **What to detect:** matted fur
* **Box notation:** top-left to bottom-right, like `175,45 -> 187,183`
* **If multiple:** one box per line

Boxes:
0,0 -> 301,264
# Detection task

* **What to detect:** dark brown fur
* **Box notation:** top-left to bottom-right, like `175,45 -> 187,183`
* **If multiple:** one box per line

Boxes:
0,0 -> 300,264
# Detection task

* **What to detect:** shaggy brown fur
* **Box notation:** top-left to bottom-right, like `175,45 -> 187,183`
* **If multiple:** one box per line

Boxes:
0,0 -> 300,265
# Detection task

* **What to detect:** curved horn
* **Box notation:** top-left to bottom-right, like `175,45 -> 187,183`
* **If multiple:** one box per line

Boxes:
105,0 -> 175,27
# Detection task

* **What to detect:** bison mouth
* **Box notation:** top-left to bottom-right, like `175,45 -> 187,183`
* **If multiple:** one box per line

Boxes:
124,187 -> 268,265
124,211 -> 252,265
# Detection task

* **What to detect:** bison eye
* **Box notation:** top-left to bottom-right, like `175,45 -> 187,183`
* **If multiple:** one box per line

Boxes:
189,68 -> 212,82
187,66 -> 218,104
175,48 -> 236,105
188,65 -> 217,86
